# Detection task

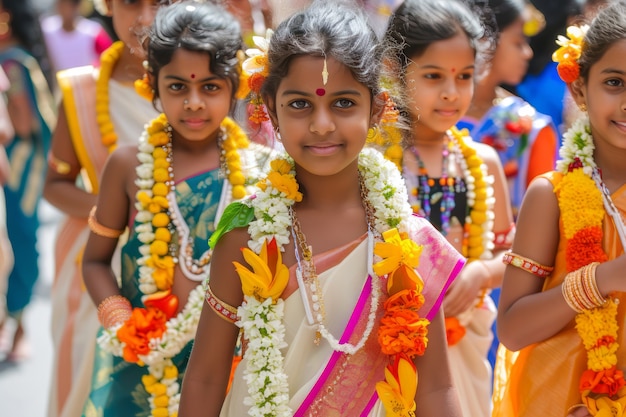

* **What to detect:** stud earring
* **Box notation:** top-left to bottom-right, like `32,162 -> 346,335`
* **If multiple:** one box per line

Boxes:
579,103 -> 587,112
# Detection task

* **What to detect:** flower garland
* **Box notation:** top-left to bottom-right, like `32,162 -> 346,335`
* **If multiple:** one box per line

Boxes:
97,113 -> 251,417
230,148 -> 427,416
555,114 -> 626,415
96,41 -> 125,153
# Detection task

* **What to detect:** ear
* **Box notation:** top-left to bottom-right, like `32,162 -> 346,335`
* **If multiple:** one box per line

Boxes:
262,94 -> 279,128
104,0 -> 113,17
370,92 -> 387,127
568,78 -> 587,109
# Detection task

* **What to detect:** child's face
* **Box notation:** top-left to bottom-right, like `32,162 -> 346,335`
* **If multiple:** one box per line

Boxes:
108,0 -> 160,58
404,32 -> 475,137
489,17 -> 533,86
158,48 -> 233,143
271,55 -> 373,177
576,38 -> 626,152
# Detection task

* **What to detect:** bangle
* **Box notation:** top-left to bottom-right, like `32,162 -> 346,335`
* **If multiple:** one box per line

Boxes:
88,206 -> 124,239
502,251 -> 554,277
562,263 -> 606,313
494,223 -> 515,250
205,284 -> 239,323
97,295 -> 132,328
47,151 -> 72,175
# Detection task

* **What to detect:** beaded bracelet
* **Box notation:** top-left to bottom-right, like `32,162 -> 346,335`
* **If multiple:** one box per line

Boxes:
205,285 -> 239,323
88,206 -> 124,239
502,251 -> 554,278
97,295 -> 132,328
494,223 -> 516,250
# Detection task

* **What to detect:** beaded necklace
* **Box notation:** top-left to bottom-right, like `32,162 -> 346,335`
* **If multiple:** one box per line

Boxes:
96,41 -> 125,153
409,137 -> 460,235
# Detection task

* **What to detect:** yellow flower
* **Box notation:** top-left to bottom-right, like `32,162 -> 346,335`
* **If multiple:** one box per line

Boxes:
267,171 -> 303,202
234,237 -> 289,302
374,228 -> 424,295
557,169 -> 604,239
552,25 -> 588,64
145,255 -> 175,291
376,354 -> 418,417
584,394 -> 626,417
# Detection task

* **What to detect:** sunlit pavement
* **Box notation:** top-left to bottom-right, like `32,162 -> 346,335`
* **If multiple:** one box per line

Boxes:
0,201 -> 61,417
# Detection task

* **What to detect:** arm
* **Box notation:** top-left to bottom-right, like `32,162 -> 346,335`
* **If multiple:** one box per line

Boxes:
444,142 -> 514,316
81,146 -> 134,309
178,227 -> 248,417
43,102 -> 97,218
414,308 -> 463,416
3,61 -> 35,138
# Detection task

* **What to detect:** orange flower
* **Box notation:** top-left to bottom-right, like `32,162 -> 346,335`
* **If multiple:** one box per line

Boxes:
566,226 -> 608,271
445,317 -> 466,346
580,366 -> 626,397
557,61 -> 580,83
117,307 -> 168,363
378,290 -> 429,357
376,353 -> 417,417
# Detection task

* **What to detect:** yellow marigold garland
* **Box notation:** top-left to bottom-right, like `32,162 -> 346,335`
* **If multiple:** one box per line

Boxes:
96,41 -> 126,153
556,116 -> 626,415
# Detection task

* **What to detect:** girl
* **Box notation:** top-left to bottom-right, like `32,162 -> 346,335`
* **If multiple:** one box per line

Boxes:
458,0 -> 559,372
42,0 -> 161,414
80,2 -> 272,416
384,0 -> 514,416
179,2 -> 464,416
493,2 -> 626,416
0,0 -> 56,361
459,0 -> 559,219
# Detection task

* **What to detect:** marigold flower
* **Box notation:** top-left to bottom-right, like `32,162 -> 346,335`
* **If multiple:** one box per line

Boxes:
445,317 -> 466,346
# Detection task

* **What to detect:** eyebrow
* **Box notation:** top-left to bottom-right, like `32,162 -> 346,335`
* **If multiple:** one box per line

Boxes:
280,89 -> 363,97
163,75 -> 221,82
601,68 -> 626,75
416,64 -> 475,71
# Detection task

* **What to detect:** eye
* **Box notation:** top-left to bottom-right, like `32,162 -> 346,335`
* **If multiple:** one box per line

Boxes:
335,98 -> 354,109
203,83 -> 219,91
168,82 -> 185,91
605,78 -> 624,88
288,99 -> 310,109
424,73 -> 441,80
458,72 -> 473,81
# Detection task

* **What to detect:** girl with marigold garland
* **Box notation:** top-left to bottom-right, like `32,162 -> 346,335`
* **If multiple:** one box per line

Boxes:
42,0 -> 162,415
493,2 -> 626,416
179,2 -> 465,416
80,2 -> 273,416
383,1 -> 515,416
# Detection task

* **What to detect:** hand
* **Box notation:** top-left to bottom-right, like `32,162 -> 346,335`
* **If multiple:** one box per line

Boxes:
443,261 -> 486,317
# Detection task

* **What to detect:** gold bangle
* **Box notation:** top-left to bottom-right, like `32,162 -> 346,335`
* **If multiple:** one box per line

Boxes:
97,295 -> 132,328
88,206 -> 124,239
503,251 -> 554,277
47,151 -> 72,175
205,284 -> 239,323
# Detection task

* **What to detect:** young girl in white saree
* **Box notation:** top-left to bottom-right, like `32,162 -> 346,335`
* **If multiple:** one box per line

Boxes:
179,2 -> 465,416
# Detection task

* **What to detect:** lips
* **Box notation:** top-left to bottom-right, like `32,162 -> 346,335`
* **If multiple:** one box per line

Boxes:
306,143 -> 342,155
183,118 -> 207,129
436,109 -> 458,117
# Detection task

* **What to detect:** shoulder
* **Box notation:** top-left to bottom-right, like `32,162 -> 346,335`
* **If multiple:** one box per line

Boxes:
466,137 -> 500,165
106,144 -> 140,171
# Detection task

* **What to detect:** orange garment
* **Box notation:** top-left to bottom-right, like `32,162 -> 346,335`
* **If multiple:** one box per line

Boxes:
526,126 -> 558,188
491,171 -> 626,416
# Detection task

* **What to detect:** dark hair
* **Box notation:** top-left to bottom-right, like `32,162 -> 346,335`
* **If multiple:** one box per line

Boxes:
261,0 -> 384,111
146,1 -> 243,103
578,0 -> 626,80
1,0 -> 54,87
384,0 -> 489,72
485,0 -> 525,35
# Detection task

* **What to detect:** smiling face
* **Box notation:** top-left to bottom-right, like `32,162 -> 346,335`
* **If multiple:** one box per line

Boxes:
404,32 -> 475,142
572,39 -> 626,155
269,55 -> 374,177
157,48 -> 233,144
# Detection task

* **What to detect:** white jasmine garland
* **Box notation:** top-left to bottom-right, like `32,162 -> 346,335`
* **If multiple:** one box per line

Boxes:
556,115 -> 595,175
239,147 -> 413,416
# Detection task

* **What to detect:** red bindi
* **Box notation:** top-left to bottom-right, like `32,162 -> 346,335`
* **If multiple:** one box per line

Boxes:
451,68 -> 456,73
191,74 -> 196,79
316,88 -> 326,96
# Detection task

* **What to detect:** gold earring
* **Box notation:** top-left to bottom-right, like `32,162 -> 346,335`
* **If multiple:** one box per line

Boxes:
579,103 -> 587,112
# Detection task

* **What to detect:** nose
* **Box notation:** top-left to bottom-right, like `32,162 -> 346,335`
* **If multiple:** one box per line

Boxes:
523,42 -> 534,61
184,90 -> 205,111
441,79 -> 459,102
309,107 -> 335,135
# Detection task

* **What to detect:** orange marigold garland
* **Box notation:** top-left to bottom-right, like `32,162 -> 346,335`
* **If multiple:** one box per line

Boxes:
556,114 -> 626,415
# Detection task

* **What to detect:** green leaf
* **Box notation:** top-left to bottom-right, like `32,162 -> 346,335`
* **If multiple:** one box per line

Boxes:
209,202 -> 255,249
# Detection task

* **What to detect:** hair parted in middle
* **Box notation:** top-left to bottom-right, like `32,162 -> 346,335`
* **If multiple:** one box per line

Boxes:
144,0 -> 244,105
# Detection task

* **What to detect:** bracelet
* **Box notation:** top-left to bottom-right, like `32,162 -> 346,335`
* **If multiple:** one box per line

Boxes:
205,284 -> 239,323
493,223 -> 516,250
88,206 -> 124,239
562,263 -> 606,313
47,151 -> 72,175
97,295 -> 132,328
502,251 -> 554,278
